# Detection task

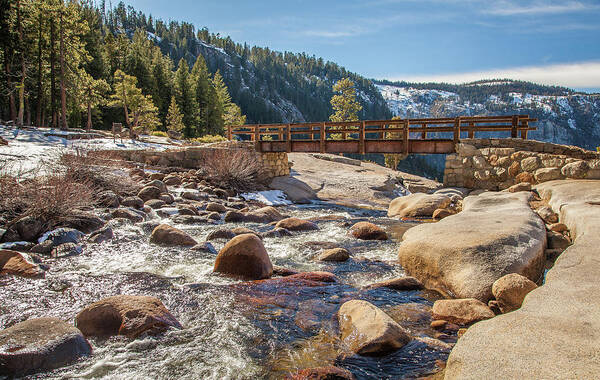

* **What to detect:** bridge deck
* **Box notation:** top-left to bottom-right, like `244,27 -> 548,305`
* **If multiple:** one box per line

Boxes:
227,115 -> 537,154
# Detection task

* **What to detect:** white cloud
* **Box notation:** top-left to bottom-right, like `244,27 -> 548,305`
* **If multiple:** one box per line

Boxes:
385,61 -> 600,90
483,0 -> 598,16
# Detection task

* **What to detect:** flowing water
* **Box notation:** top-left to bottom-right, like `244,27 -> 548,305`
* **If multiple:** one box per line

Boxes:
0,202 -> 452,380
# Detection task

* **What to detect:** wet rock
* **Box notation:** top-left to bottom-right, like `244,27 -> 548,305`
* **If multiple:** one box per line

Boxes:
224,210 -> 246,223
0,249 -> 45,278
111,208 -> 144,223
291,271 -> 337,283
159,193 -> 175,204
182,191 -> 208,201
398,192 -> 546,302
146,179 -> 167,193
149,173 -> 165,181
171,215 -> 208,225
338,300 -> 411,355
97,190 -> 120,208
365,276 -> 423,291
145,199 -> 166,209
138,185 -> 162,201
536,206 -> 558,224
163,175 -> 182,186
272,265 -> 299,277
149,224 -> 197,246
388,193 -> 452,218
213,234 -> 273,280
0,241 -> 35,252
245,206 -> 285,223
138,221 -> 160,234
50,243 -> 83,258
269,176 -> 317,204
318,248 -> 350,262
508,182 -> 531,193
129,168 -> 145,178
75,295 -> 182,338
285,366 -> 355,380
275,217 -> 319,231
30,240 -> 53,254
547,231 -> 571,250
301,241 -> 341,251
231,227 -> 262,238
121,196 -> 144,209
38,228 -> 84,247
350,222 -> 388,240
0,318 -> 92,376
206,228 -> 236,241
492,273 -> 538,313
206,202 -> 227,213
88,227 -> 114,243
54,211 -> 104,233
207,212 -> 221,221
177,206 -> 198,216
261,228 -> 293,238
432,299 -> 495,325
191,241 -> 217,255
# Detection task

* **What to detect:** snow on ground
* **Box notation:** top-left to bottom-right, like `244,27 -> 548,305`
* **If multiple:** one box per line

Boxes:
0,126 -> 169,175
240,190 -> 292,206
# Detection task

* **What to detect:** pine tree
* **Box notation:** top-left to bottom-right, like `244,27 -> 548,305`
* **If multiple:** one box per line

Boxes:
212,70 -> 246,133
78,71 -> 110,131
190,54 -> 213,135
165,95 -> 184,134
173,59 -> 197,137
330,77 -> 362,122
110,69 -> 158,138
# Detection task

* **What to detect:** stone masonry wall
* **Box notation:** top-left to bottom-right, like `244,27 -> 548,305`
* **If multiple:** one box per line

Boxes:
444,138 -> 600,190
98,141 -> 289,182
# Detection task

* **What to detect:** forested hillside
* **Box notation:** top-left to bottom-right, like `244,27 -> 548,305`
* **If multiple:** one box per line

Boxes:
0,0 -> 390,136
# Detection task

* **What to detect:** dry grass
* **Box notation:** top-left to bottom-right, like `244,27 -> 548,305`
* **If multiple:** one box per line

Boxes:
202,149 -> 263,192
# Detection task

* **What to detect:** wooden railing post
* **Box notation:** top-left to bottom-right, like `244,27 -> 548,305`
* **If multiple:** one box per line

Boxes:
453,117 -> 461,145
421,123 -> 427,139
255,124 -> 261,152
403,119 -> 410,155
227,125 -> 232,140
359,121 -> 366,154
320,122 -> 326,153
286,123 -> 292,152
521,120 -> 529,139
511,115 -> 518,138
468,122 -> 474,138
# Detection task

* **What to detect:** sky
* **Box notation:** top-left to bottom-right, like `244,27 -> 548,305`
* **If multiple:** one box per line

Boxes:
123,0 -> 600,92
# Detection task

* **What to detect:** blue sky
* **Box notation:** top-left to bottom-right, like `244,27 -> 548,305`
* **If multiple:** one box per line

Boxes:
123,0 -> 600,92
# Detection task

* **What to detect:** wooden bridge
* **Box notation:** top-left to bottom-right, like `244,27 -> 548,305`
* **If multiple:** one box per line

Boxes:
227,115 -> 536,154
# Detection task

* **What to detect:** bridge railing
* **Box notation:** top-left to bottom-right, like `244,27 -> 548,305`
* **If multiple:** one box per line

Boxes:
227,115 -> 536,154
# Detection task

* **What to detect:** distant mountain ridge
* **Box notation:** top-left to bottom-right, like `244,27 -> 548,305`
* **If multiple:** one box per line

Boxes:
374,79 -> 600,150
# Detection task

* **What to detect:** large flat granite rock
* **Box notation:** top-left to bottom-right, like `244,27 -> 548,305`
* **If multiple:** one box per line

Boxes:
398,191 -> 546,301
445,180 -> 600,379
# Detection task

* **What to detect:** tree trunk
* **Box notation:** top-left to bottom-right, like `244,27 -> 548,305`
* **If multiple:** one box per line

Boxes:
86,101 -> 92,131
4,57 -> 16,122
16,0 -> 25,127
35,9 -> 43,128
59,10 -> 68,130
50,15 -> 57,127
131,112 -> 139,139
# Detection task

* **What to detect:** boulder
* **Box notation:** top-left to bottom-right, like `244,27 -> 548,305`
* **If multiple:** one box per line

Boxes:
213,234 -> 273,280
515,171 -> 535,184
245,206 -> 285,223
191,242 -> 218,255
149,224 -> 197,246
14,216 -> 45,242
121,196 -> 144,209
145,199 -> 166,209
561,161 -> 588,179
206,228 -> 236,241
170,215 -> 207,225
0,249 -> 45,278
146,179 -> 167,193
50,243 -> 83,258
0,318 -> 91,376
365,276 -> 423,291
398,192 -> 546,302
224,210 -> 246,223
432,208 -> 454,220
350,222 -> 388,240
97,190 -> 120,208
159,193 -> 175,204
88,227 -> 114,243
137,185 -> 162,201
534,167 -> 562,182
548,222 -> 568,233
269,176 -> 317,204
431,298 -> 495,325
285,366 -> 355,380
547,231 -> 571,250
261,228 -> 293,238
206,202 -> 227,213
163,175 -> 182,186
338,300 -> 411,355
38,228 -> 83,247
492,273 -> 538,313
520,156 -> 541,172
275,217 -> 319,231
318,247 -> 350,262
111,208 -> 144,223
207,212 -> 221,221
75,295 -> 182,338
53,211 -> 104,233
388,193 -> 451,218
182,191 -> 208,201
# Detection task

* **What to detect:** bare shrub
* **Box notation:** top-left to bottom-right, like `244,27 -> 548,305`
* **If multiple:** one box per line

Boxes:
59,150 -> 141,197
202,149 -> 263,192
